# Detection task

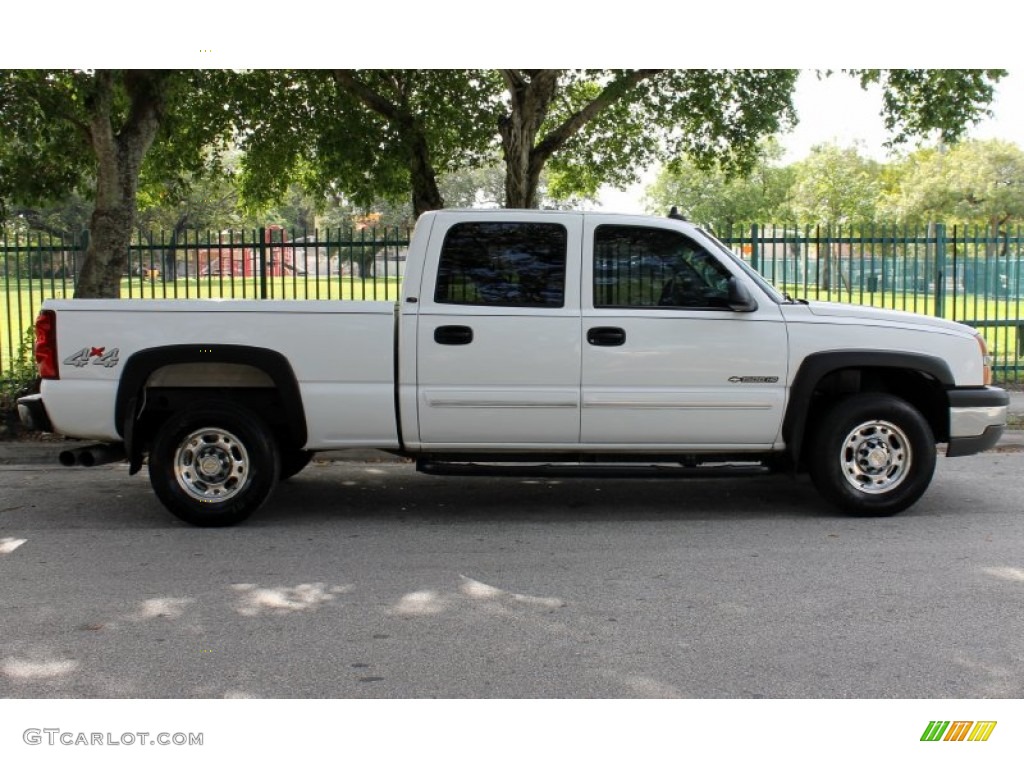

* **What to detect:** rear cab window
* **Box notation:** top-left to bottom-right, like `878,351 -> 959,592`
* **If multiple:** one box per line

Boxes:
435,221 -> 568,308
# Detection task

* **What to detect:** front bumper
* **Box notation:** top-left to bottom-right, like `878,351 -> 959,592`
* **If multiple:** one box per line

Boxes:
17,394 -> 54,433
946,386 -> 1009,457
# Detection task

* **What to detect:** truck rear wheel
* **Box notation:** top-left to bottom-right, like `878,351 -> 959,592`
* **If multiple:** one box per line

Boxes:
148,400 -> 280,526
808,393 -> 936,517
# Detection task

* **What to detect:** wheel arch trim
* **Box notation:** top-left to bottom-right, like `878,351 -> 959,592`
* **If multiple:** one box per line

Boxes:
783,350 -> 954,462
115,344 -> 307,456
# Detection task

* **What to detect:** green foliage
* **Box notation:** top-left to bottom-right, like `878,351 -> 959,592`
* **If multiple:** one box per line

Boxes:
3,193 -> 92,240
136,157 -> 258,235
850,70 -> 1007,147
233,70 -> 503,214
789,143 -> 882,225
883,140 -> 1024,228
0,70 -> 235,213
439,166 -> 506,208
645,140 -> 795,230
0,71 -> 95,210
646,136 -> 1024,232
518,70 -> 800,206
0,67 -> 1011,280
656,70 -> 801,177
0,327 -> 38,411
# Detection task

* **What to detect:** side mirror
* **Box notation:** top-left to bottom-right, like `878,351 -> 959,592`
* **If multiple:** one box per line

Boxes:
727,277 -> 758,312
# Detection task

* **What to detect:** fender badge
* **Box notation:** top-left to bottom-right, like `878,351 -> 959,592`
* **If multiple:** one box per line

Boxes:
64,347 -> 120,368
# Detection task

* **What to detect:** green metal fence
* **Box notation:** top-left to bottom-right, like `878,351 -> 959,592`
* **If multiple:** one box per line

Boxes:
1,227 -> 412,384
722,223 -> 1024,380
3,223 -> 1024,383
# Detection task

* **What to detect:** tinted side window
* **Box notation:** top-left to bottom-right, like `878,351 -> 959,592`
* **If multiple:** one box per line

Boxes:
435,222 -> 567,308
593,225 -> 733,309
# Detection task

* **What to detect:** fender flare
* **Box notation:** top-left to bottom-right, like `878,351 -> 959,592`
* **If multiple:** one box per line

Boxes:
115,345 -> 307,469
783,350 -> 954,462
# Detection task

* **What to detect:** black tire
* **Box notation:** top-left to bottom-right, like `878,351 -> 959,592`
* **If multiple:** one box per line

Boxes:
808,393 -> 936,517
148,400 -> 280,527
279,450 -> 314,481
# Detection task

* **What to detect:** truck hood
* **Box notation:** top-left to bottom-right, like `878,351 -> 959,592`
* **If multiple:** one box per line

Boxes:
802,301 -> 974,337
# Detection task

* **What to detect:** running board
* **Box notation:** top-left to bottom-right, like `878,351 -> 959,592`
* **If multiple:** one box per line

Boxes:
415,459 -> 770,479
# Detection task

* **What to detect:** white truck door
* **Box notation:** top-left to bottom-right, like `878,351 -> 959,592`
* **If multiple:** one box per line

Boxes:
581,218 -> 788,449
414,213 -> 583,448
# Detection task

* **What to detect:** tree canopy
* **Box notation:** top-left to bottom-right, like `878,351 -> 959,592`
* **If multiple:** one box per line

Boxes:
647,138 -> 1024,233
644,140 -> 795,230
882,140 -> 1024,229
0,69 -> 235,296
0,68 -> 1010,297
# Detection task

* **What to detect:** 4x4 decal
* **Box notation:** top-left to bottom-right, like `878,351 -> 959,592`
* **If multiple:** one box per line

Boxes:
64,347 -> 120,369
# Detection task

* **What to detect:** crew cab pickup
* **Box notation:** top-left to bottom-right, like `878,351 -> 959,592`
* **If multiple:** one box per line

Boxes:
18,210 -> 1009,526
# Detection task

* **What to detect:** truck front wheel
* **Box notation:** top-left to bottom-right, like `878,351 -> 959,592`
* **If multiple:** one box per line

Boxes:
148,400 -> 280,526
808,393 -> 936,517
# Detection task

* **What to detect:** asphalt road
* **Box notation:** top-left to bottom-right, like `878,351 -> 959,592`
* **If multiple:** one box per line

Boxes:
1,453 -> 1022,699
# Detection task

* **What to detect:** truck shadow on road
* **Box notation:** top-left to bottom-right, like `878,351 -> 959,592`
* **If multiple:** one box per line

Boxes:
251,464 -> 835,527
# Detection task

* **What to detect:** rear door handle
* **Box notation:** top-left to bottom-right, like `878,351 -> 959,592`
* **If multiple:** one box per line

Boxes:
587,327 -> 626,346
434,325 -> 474,345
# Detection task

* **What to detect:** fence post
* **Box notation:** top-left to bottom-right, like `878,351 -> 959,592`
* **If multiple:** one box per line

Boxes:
258,227 -> 268,300
934,222 -> 947,318
750,223 -> 759,272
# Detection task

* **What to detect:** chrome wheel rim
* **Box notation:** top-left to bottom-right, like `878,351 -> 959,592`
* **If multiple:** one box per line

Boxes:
174,427 -> 249,502
840,419 -> 911,494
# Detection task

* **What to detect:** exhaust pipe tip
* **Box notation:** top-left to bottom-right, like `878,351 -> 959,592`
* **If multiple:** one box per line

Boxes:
57,444 -> 127,468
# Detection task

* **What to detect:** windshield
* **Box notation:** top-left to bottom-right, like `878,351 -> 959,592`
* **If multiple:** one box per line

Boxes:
696,228 -> 788,304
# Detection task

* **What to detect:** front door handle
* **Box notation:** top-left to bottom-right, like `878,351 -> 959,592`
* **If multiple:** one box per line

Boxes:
587,327 -> 626,346
434,325 -> 474,345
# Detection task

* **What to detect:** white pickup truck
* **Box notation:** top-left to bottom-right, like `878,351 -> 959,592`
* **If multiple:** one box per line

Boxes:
19,209 -> 1008,526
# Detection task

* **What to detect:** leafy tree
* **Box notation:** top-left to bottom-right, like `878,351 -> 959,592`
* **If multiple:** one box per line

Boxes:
644,140 -> 795,231
264,69 -> 1002,218
3,193 -> 92,242
884,140 -> 1024,231
1,68 -> 1007,299
134,158 -> 260,278
235,70 -> 502,218
236,69 -> 801,215
0,69 -> 235,297
850,69 -> 1006,147
438,166 -> 507,209
497,69 -> 800,208
789,143 -> 882,225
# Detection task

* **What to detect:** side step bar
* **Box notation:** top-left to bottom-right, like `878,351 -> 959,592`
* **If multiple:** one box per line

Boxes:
415,459 -> 770,479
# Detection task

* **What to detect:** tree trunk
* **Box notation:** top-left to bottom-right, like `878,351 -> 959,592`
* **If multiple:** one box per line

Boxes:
499,70 -> 559,209
332,71 -> 444,219
497,69 -> 661,210
76,202 -> 136,298
407,131 -> 444,217
74,71 -> 169,299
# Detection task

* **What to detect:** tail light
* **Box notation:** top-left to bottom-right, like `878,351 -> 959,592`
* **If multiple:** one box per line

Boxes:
35,310 -> 59,380
975,332 -> 992,386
